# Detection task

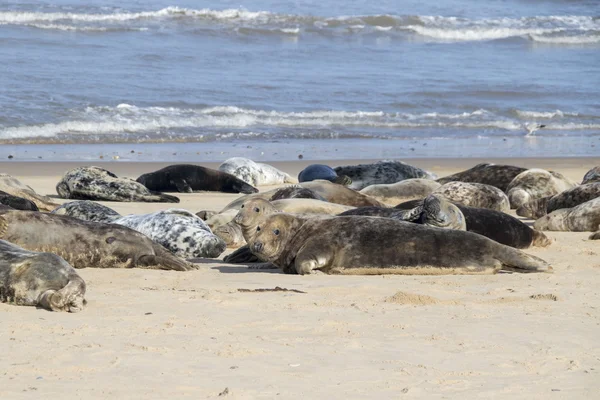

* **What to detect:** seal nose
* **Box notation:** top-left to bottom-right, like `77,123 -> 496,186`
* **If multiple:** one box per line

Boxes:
253,241 -> 263,253
234,213 -> 242,224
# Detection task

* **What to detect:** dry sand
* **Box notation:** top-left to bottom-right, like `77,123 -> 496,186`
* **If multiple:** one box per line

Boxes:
1,158 -> 599,399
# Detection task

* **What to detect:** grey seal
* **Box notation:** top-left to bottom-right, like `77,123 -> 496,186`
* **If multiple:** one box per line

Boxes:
251,214 -> 552,275
333,160 -> 437,191
534,197 -> 600,232
582,166 -> 600,184
52,200 -> 121,223
0,173 -> 59,211
0,190 -> 39,211
136,164 -> 258,194
298,164 -> 351,185
218,157 -> 297,186
359,178 -> 441,205
57,166 -> 179,203
516,182 -> 600,219
434,182 -> 510,212
269,186 -> 326,201
436,163 -> 527,192
0,240 -> 86,312
506,169 -> 577,209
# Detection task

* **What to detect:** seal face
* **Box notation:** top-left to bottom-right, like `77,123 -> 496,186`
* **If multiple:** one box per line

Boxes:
415,194 -> 466,231
583,166 -> 600,184
251,214 -> 551,275
534,197 -> 600,232
136,164 -> 258,194
218,157 -> 297,186
359,178 -> 441,205
506,169 -> 577,209
57,166 -> 179,203
114,209 -> 226,259
333,160 -> 437,191
0,240 -> 86,312
434,182 -> 510,212
436,163 -> 527,192
0,173 -> 59,211
0,210 -> 195,271
298,164 -> 351,185
52,200 -> 121,223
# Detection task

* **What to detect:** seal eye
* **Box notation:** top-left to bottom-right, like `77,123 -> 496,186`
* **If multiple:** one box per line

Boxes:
256,226 -> 261,232
273,229 -> 280,236
254,207 -> 260,213
241,205 -> 244,209
106,237 -> 116,244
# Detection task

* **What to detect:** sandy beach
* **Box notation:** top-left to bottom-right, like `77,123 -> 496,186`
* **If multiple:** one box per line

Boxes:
1,158 -> 599,399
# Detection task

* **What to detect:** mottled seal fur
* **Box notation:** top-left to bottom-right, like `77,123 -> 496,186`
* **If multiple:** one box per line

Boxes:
434,182 -> 510,212
436,163 -> 527,192
359,179 -> 441,205
298,164 -> 351,185
582,166 -> 600,184
269,186 -> 326,202
114,209 -> 226,259
136,164 -> 258,194
0,173 -> 59,211
218,157 -> 297,186
534,197 -> 600,232
0,190 -> 39,211
52,200 -> 121,223
333,160 -> 437,191
251,214 -> 551,275
0,211 -> 195,271
516,182 -> 600,219
0,240 -> 86,312
506,169 -> 577,209
57,166 -> 179,203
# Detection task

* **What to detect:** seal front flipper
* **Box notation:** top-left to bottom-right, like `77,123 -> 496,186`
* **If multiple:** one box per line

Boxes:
171,178 -> 193,193
294,245 -> 332,275
223,245 -> 260,264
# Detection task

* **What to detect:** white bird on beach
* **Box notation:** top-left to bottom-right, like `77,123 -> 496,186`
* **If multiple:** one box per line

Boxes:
524,123 -> 546,136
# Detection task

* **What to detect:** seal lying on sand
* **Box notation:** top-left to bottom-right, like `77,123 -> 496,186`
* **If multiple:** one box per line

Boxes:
269,186 -> 326,201
57,166 -> 179,203
136,164 -> 258,194
534,197 -> 600,232
0,211 -> 195,271
0,240 -> 86,312
506,169 -> 576,209
218,157 -> 297,186
0,190 -> 39,211
582,166 -> 600,184
359,179 -> 441,205
436,163 -> 527,192
333,160 -> 437,191
434,182 -> 510,212
298,164 -> 351,185
52,200 -> 121,223
516,182 -> 600,219
0,173 -> 59,211
251,214 -> 552,275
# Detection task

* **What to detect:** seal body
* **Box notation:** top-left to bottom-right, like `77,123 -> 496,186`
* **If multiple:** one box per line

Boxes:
359,178 -> 441,205
0,211 -> 195,271
0,190 -> 39,211
436,163 -> 527,192
114,209 -> 226,258
534,197 -> 600,232
57,166 -> 179,203
0,173 -> 59,211
251,215 -> 551,275
583,166 -> 600,184
506,169 -> 576,209
136,164 -> 258,194
434,182 -> 510,212
298,164 -> 351,185
517,183 -> 600,219
269,186 -> 325,201
0,240 -> 86,312
218,157 -> 297,186
51,200 -> 121,223
334,160 -> 437,191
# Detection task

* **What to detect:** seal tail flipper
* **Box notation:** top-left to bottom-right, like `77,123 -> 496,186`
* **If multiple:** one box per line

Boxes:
495,244 -> 553,273
171,178 -> 193,193
38,274 -> 87,312
139,243 -> 198,271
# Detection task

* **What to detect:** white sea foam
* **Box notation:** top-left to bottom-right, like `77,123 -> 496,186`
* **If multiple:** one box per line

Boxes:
529,34 -> 600,44
516,110 -> 570,119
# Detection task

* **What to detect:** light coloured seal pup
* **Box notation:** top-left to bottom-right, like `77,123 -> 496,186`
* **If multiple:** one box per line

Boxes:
57,166 -> 179,203
506,169 -> 577,209
359,178 -> 441,205
333,160 -> 437,191
436,163 -> 527,192
0,210 -> 195,271
0,173 -> 59,211
516,182 -> 600,219
0,240 -> 86,312
218,157 -> 297,186
114,209 -> 226,259
582,166 -> 600,184
52,200 -> 121,223
251,214 -> 552,275
434,182 -> 510,212
534,197 -> 600,232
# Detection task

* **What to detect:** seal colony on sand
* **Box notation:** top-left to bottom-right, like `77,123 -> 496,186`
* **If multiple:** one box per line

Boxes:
57,166 -> 179,203
251,214 -> 552,275
534,197 -> 600,232
506,169 -> 576,209
333,160 -> 437,191
298,164 -> 352,185
136,164 -> 258,194
516,183 -> 600,219
0,211 -> 195,271
436,163 -> 527,192
359,179 -> 441,205
0,240 -> 86,312
0,173 -> 59,211
218,157 -> 297,186
434,182 -> 510,212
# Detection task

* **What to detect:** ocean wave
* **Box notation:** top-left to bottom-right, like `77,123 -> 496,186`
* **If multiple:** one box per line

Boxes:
0,7 -> 597,43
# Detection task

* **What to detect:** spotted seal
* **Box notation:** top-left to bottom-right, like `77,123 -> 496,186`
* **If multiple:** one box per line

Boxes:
436,163 -> 527,192
251,214 -> 551,275
534,197 -> 600,232
136,164 -> 258,194
0,240 -> 86,312
298,164 -> 351,185
0,190 -> 39,211
516,182 -> 600,219
218,157 -> 297,186
506,169 -> 577,209
52,200 -> 121,223
434,182 -> 510,212
333,160 -> 437,191
359,178 -> 441,205
0,210 -> 195,271
582,166 -> 600,184
57,166 -> 179,203
269,186 -> 326,201
0,173 -> 59,211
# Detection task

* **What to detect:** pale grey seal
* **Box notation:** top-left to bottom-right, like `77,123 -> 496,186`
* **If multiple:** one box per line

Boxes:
218,157 -> 297,186
534,197 -> 600,232
0,173 -> 59,211
333,160 -> 437,191
506,169 -> 577,209
360,178 -> 441,205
